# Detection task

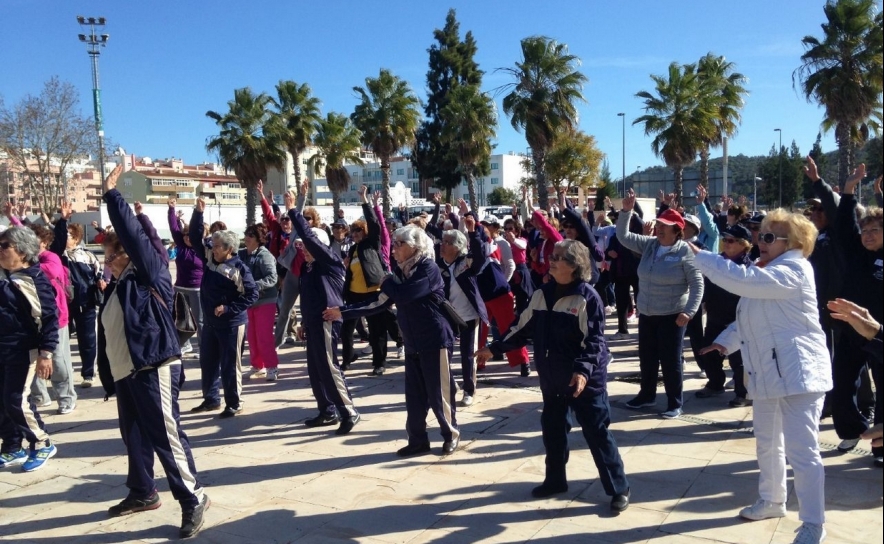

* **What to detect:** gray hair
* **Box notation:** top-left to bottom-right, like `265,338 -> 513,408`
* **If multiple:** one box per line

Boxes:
393,225 -> 435,261
212,230 -> 239,253
0,227 -> 42,266
442,229 -> 468,256
554,239 -> 593,282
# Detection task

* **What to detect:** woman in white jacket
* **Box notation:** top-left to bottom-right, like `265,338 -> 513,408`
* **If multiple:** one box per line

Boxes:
692,209 -> 832,544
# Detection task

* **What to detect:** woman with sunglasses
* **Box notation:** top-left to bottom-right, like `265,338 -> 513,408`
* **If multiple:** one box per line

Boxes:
96,167 -> 209,538
167,198 -> 205,356
0,227 -> 59,472
240,223 -> 279,381
693,210 -> 831,544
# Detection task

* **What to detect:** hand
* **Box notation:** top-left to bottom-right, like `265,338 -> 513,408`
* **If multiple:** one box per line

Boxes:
675,313 -> 691,327
605,196 -> 613,209
827,298 -> 881,340
686,242 -> 701,255
300,178 -> 309,197
168,197 -> 177,209
98,279 -> 107,291
658,189 -> 666,202
844,163 -> 865,195
738,195 -> 747,207
457,198 -> 469,215
105,163 -> 123,191
269,189 -> 275,202
667,193 -> 677,207
284,190 -> 295,210
463,215 -> 476,232
643,221 -> 655,236
607,250 -> 618,259
699,343 -> 727,356
504,231 -> 516,244
803,155 -> 820,182
36,355 -> 53,380
444,203 -> 453,215
91,220 -> 100,229
696,184 -> 707,202
296,325 -> 306,341
195,198 -> 206,213
372,190 -> 382,206
621,192 -> 636,212
475,347 -> 493,365
322,307 -> 342,321
432,192 -> 441,205
342,256 -> 350,268
832,185 -> 840,194
3,201 -> 12,218
360,185 -> 369,203
256,179 -> 264,196
214,305 -> 226,317
569,373 -> 588,398
134,201 -> 143,215
861,423 -> 883,448
177,210 -> 184,219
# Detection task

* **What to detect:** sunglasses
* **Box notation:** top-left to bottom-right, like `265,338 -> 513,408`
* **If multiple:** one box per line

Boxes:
0,241 -> 12,250
351,227 -> 364,234
759,232 -> 788,244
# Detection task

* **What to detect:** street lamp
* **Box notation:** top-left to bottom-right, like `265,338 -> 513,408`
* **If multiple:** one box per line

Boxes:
617,113 -> 625,198
77,15 -> 110,194
754,176 -> 762,212
774,128 -> 782,208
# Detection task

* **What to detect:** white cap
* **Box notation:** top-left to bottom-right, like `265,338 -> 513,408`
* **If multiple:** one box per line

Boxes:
311,227 -> 330,247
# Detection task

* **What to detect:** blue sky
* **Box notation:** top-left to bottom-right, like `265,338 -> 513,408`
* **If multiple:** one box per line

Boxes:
3,0 -> 876,181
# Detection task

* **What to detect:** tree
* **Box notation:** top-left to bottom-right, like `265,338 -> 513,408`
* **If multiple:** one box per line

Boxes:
486,186 -> 519,206
351,69 -> 422,217
206,87 -> 286,226
794,0 -> 883,187
633,62 -> 717,205
500,36 -> 587,211
0,77 -> 98,215
412,9 -> 482,200
595,159 -> 618,208
439,85 -> 497,212
308,112 -> 364,217
696,53 -> 748,187
272,80 -> 322,190
759,141 -> 804,209
544,129 -> 604,191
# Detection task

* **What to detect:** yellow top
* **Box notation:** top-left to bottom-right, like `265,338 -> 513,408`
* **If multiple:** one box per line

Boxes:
348,256 -> 379,294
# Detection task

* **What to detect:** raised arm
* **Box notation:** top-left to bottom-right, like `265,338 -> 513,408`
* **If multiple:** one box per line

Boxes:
167,199 -> 186,247
562,206 -> 604,262
532,210 -> 563,243
834,165 -> 865,253
805,156 -> 840,227
615,192 -> 655,254
288,202 -> 341,267
104,187 -> 165,286
693,250 -> 806,300
134,202 -> 169,264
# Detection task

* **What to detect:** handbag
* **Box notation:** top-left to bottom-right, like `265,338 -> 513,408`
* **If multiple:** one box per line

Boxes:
150,288 -> 197,346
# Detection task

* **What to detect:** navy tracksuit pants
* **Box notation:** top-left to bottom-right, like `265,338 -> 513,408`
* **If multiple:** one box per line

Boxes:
404,345 -> 459,445
304,320 -> 357,419
458,320 -> 480,396
0,354 -> 50,452
541,389 -> 629,496
70,304 -> 98,380
200,322 -> 245,409
116,362 -> 203,507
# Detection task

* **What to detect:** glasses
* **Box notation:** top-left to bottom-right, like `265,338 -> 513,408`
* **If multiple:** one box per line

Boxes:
722,237 -> 739,245
0,241 -> 12,250
351,227 -> 364,234
861,227 -> 881,236
392,240 -> 406,248
759,232 -> 788,244
105,251 -> 126,263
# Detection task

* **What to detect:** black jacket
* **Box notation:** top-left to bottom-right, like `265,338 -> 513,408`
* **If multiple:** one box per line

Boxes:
809,178 -> 844,328
703,251 -> 752,329
345,203 -> 385,297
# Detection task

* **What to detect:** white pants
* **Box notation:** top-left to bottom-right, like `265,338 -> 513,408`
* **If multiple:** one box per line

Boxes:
753,392 -> 826,525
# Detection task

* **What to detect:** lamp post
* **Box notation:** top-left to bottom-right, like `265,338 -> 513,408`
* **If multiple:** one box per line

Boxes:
617,113 -> 625,197
754,176 -> 762,212
77,16 -> 109,194
774,128 -> 782,208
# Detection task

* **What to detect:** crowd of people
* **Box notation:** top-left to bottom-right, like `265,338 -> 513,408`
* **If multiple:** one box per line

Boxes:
0,157 -> 881,543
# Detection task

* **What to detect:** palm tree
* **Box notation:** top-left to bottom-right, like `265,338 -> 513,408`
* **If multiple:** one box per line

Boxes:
696,53 -> 748,187
351,69 -> 421,217
633,62 -> 717,205
500,36 -> 587,211
794,0 -> 883,186
272,80 -> 322,190
206,87 -> 286,225
439,85 -> 497,211
308,112 -> 364,217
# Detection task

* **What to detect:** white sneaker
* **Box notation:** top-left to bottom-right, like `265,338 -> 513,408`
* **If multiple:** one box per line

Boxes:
837,438 -> 860,452
461,394 -> 474,407
80,377 -> 94,389
57,402 -> 76,415
791,522 -> 826,544
361,346 -> 373,356
266,368 -> 279,382
610,332 -> 630,341
181,343 -> 193,354
739,498 -> 786,521
724,379 -> 735,390
699,370 -> 707,379
604,305 -> 616,316
33,398 -> 52,408
250,368 -> 267,379
396,346 -> 404,359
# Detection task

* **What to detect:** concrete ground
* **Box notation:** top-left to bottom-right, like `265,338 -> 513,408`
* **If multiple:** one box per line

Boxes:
1,313 -> 881,544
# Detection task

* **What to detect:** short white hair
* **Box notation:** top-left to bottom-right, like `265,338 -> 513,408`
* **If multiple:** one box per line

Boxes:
393,225 -> 435,261
212,230 -> 239,252
442,229 -> 468,256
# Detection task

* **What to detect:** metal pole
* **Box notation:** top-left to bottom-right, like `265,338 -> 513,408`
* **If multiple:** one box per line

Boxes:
775,128 -> 782,208
618,113 -> 625,197
77,16 -> 108,194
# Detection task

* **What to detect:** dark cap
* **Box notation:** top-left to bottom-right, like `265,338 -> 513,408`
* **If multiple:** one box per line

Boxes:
722,224 -> 752,242
331,218 -> 349,228
743,212 -> 765,225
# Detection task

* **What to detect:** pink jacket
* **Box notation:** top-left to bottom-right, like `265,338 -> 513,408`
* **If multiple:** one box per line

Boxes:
38,251 -> 70,328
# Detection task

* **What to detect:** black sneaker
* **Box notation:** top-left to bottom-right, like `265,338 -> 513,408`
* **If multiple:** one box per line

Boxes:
531,481 -> 568,498
218,405 -> 242,419
372,366 -> 385,376
305,413 -> 339,427
108,492 -> 162,517
191,400 -> 221,413
520,364 -> 530,377
728,396 -> 752,408
442,437 -> 459,455
695,386 -> 726,398
624,396 -> 656,410
396,442 -> 431,457
180,494 -> 210,538
611,489 -> 630,512
335,413 -> 361,435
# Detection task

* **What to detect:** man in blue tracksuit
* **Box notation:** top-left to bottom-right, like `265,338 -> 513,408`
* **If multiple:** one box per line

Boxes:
287,203 -> 360,435
191,207 -> 258,417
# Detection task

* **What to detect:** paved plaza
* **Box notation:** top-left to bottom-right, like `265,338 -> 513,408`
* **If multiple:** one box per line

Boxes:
1,311 -> 881,544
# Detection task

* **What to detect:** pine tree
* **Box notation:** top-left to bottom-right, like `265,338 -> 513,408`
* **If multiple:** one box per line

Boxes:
412,9 -> 482,201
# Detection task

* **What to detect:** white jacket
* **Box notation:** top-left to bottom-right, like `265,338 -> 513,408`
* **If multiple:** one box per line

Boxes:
694,249 -> 833,400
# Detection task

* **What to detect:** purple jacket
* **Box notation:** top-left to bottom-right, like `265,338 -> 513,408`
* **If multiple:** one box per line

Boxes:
169,207 -> 204,288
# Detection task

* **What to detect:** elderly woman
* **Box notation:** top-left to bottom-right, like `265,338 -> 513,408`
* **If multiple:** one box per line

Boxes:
437,218 -> 487,407
695,224 -> 753,406
0,227 -> 59,472
240,223 -> 279,381
475,240 -> 630,511
695,210 -> 831,544
502,217 -> 534,315
191,199 -> 258,418
96,175 -> 208,538
324,225 -> 459,456
63,222 -> 104,388
617,189 -> 704,419
168,198 -> 205,355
